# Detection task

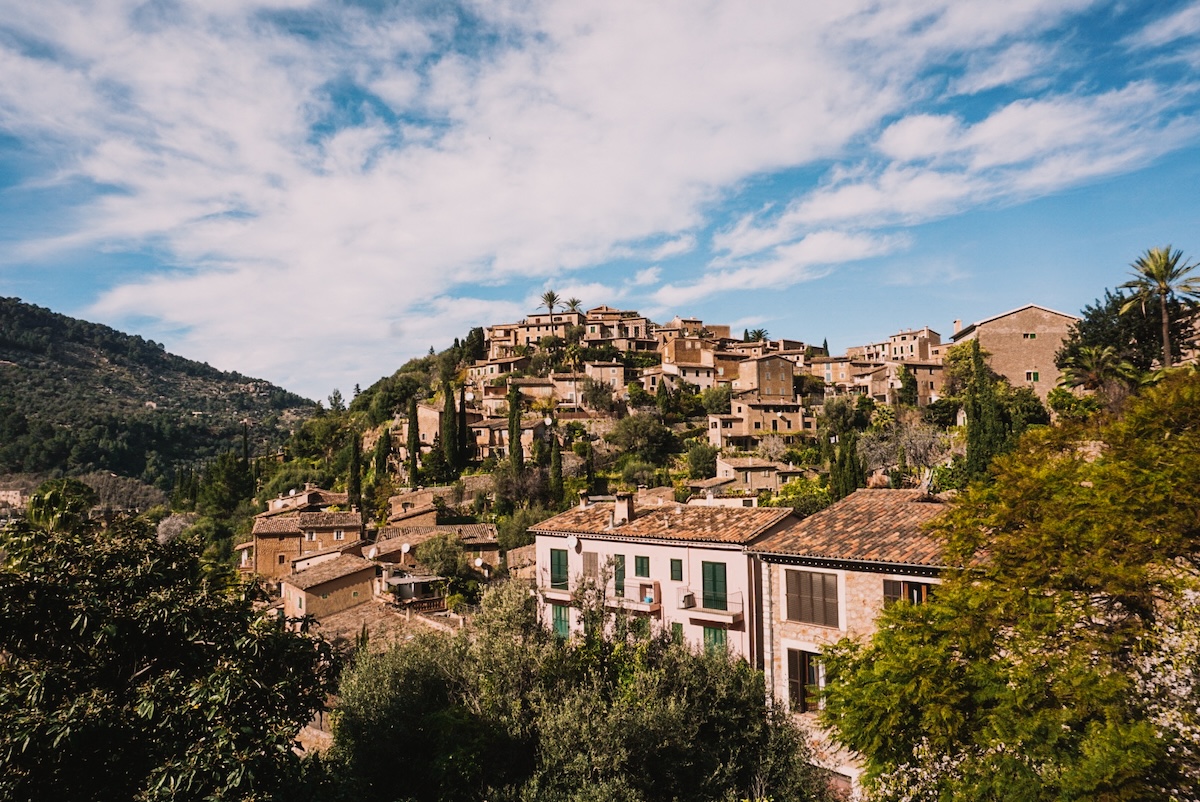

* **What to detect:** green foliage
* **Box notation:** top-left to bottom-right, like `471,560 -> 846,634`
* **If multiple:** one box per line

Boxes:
828,432 -> 863,500
549,437 -> 564,506
325,581 -> 832,802
441,379 -> 460,474
406,397 -> 420,484
580,376 -> 617,412
606,413 -> 677,465
1057,288 -> 1188,374
0,513 -> 334,801
1047,387 -> 1103,422
0,297 -> 312,485
507,385 -> 524,473
822,372 -> 1200,800
896,365 -> 918,407
687,440 -> 719,479
627,381 -> 656,409
414,531 -> 465,580
763,478 -> 832,519
497,505 -> 555,551
26,478 -> 98,531
963,339 -> 1006,481
700,384 -> 732,414
1119,245 -> 1200,368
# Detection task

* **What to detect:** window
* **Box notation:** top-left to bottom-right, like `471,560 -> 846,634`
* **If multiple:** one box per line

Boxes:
552,604 -> 569,638
278,554 -> 286,565
884,579 -> 933,606
670,558 -> 683,582
1026,371 -> 1040,382
334,529 -> 344,541
785,569 -> 838,628
614,555 -> 626,597
787,649 -> 822,713
1023,332 -> 1037,339
701,562 -> 727,611
582,551 -> 598,580
550,548 -> 568,590
703,626 -> 726,652
352,591 -> 359,597
635,555 -> 649,577
305,531 -> 316,542
298,597 -> 303,609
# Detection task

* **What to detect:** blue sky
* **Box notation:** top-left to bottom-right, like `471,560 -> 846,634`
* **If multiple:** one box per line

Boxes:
1,0 -> 1199,400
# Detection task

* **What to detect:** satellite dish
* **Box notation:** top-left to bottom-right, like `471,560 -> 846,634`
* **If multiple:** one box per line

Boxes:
566,535 -> 579,550
367,546 -> 378,559
474,558 -> 484,568
401,543 -> 411,554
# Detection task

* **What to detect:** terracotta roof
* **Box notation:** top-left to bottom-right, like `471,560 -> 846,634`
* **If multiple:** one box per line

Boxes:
530,502 -> 793,545
719,457 -> 794,471
233,540 -> 254,551
388,504 -> 438,523
688,476 -> 736,489
748,489 -> 949,567
283,554 -> 376,590
252,514 -> 301,535
378,524 -> 498,543
298,511 -> 362,529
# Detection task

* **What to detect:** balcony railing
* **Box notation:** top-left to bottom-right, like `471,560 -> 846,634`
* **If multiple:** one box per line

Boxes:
678,589 -> 744,624
537,566 -> 573,601
605,579 -> 662,614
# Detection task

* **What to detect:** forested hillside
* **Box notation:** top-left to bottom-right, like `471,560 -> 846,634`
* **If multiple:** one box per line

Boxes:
0,297 -> 314,487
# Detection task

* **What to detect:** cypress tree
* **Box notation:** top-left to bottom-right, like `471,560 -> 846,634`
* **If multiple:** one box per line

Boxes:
507,385 -> 524,473
442,379 -> 459,473
458,385 -> 470,465
348,432 -> 362,511
373,427 -> 391,478
406,398 -> 420,485
964,339 -> 1005,481
549,436 -> 563,506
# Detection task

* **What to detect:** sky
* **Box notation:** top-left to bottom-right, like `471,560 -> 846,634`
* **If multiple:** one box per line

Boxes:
2,0 -> 1199,401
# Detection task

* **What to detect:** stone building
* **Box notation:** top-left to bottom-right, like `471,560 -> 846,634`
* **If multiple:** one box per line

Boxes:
950,304 -> 1079,402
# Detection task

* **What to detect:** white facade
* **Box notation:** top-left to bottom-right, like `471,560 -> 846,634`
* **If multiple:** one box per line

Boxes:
534,532 -> 762,659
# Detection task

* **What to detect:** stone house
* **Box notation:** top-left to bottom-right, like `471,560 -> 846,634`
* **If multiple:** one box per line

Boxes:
280,554 -> 377,620
708,393 -> 814,449
887,326 -> 942,361
732,355 -> 795,397
747,489 -> 950,793
240,510 -> 364,581
715,457 -> 805,493
950,304 -> 1079,402
531,493 -> 796,660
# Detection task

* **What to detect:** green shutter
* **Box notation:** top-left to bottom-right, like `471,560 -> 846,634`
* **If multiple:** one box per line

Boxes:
614,554 -> 625,597
635,555 -> 649,577
552,604 -> 569,638
550,548 -> 568,589
701,562 -> 727,611
703,626 -> 726,652
670,558 -> 683,582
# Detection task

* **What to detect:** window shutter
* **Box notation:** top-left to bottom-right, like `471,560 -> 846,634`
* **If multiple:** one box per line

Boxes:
785,570 -> 801,621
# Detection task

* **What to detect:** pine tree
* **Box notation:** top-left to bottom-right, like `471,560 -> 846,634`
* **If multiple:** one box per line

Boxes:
406,398 -> 420,486
507,385 -> 524,473
373,427 -> 391,478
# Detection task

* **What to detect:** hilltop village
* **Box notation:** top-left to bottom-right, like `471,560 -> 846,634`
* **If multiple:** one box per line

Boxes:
227,297 -> 1081,793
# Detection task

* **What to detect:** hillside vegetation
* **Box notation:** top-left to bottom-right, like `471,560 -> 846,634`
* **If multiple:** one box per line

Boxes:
0,297 -> 314,488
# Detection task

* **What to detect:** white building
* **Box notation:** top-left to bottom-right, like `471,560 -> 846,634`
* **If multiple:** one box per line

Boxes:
530,493 -> 796,661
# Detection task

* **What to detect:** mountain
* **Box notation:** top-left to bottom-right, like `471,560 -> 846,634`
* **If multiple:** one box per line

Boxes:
0,297 -> 316,488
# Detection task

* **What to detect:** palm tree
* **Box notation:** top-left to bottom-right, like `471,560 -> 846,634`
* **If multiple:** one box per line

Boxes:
1120,246 -> 1200,368
541,290 -> 560,315
747,328 -> 769,343
565,297 -> 582,313
1059,345 -> 1139,392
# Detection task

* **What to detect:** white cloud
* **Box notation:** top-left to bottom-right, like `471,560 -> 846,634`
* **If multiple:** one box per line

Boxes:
951,41 -> 1060,95
1125,2 -> 1200,48
0,0 -> 1191,396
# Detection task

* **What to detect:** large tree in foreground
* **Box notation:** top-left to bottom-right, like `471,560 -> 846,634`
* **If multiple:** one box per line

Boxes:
822,372 -> 1200,801
329,580 -> 832,802
1120,245 -> 1200,368
0,509 -> 334,801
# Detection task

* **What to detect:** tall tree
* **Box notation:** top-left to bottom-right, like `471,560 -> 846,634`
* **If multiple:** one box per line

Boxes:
549,436 -> 563,506
458,385 -> 470,466
564,297 -> 582,312
373,427 -> 391,478
1058,344 -> 1139,402
406,397 -> 420,485
963,339 -> 1005,481
442,379 -> 459,473
348,430 -> 362,511
1120,245 -> 1200,368
747,328 -> 769,342
896,364 -> 919,407
0,509 -> 333,801
540,290 -> 560,315
507,385 -> 524,473
1057,288 -> 1188,373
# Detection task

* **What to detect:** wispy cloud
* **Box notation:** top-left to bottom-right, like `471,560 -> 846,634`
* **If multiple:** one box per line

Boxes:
0,0 -> 1194,396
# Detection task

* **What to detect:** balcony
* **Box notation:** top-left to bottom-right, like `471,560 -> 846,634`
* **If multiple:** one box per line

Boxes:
605,579 -> 662,614
679,589 -> 744,625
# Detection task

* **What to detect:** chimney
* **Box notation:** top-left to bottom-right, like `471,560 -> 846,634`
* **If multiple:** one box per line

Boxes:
953,319 -> 962,334
614,492 -> 635,525
578,490 -> 590,509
